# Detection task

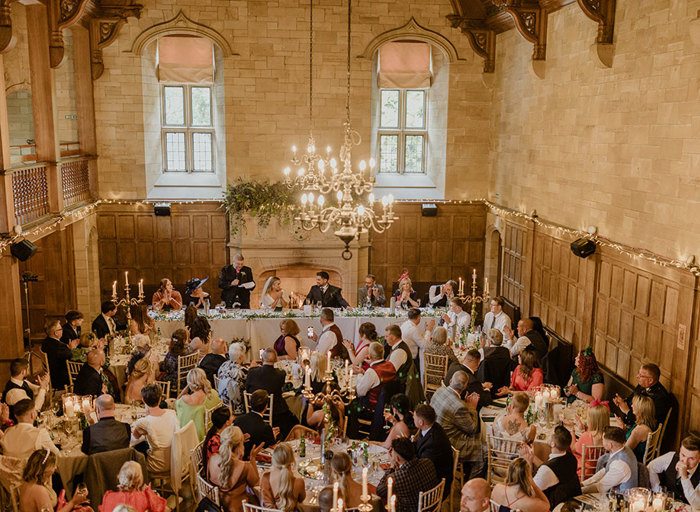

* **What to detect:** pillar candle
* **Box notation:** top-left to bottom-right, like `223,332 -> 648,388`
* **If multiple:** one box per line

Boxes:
305,367 -> 311,390
112,280 -> 117,298
333,482 -> 339,509
652,497 -> 663,511
485,277 -> 489,295
327,351 -> 331,373
387,476 -> 393,501
390,495 -> 396,512
337,498 -> 343,512
125,271 -> 129,286
139,279 -> 143,296
348,368 -> 353,392
362,467 -> 368,497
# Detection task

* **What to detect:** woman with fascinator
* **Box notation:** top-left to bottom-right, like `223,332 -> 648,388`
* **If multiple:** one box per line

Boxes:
260,276 -> 289,311
185,277 -> 209,308
564,346 -> 604,404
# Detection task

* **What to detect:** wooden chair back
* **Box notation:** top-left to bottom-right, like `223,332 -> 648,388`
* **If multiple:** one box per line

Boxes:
243,501 -> 283,512
243,391 -> 274,427
580,445 -> 606,482
489,500 -> 502,512
417,478 -> 445,512
196,473 -> 221,509
205,402 -> 225,431
155,380 -> 171,400
66,360 -> 83,387
177,353 -> 200,396
486,434 -> 522,485
422,352 -> 448,400
449,445 -> 464,512
643,423 -> 664,465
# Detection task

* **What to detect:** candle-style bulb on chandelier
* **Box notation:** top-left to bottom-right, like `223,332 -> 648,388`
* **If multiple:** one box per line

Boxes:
283,0 -> 397,260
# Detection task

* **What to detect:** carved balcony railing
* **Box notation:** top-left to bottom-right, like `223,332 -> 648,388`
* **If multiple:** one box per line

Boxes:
61,157 -> 92,207
7,163 -> 50,226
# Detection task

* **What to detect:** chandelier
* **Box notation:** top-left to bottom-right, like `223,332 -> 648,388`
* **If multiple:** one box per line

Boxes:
283,0 -> 397,260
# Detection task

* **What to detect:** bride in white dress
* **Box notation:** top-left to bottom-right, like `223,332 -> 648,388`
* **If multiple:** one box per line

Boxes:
260,276 -> 289,310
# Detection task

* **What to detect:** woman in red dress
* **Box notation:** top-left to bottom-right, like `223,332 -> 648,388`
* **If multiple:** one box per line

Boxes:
99,461 -> 167,512
496,347 -> 543,395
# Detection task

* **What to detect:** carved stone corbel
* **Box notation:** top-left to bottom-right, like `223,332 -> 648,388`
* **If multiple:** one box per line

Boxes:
0,0 -> 15,54
492,0 -> 547,61
447,14 -> 496,73
577,0 -> 615,67
44,0 -> 91,67
88,3 -> 142,79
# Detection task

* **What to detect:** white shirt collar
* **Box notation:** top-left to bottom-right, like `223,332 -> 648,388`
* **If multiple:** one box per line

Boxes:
321,284 -> 328,292
322,323 -> 335,332
391,341 -> 403,351
548,452 -> 565,460
370,359 -> 385,367
421,426 -> 432,436
10,377 -> 24,387
610,446 -> 625,457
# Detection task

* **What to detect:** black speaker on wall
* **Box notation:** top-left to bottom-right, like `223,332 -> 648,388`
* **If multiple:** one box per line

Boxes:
570,238 -> 596,259
422,203 -> 438,217
10,239 -> 38,261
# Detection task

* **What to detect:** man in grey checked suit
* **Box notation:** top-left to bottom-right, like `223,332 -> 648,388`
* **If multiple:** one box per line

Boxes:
430,370 -> 486,479
357,273 -> 386,307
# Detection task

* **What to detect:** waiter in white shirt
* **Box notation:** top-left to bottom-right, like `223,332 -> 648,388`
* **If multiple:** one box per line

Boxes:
309,308 -> 344,356
482,296 -> 511,339
400,308 -> 433,361
648,435 -> 700,508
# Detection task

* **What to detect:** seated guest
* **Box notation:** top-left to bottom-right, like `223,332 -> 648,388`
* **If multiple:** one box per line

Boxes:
318,486 -> 343,512
151,278 -> 183,311
385,324 -> 412,383
331,451 -> 365,508
185,276 -> 210,309
521,426 -> 581,508
175,368 -> 222,440
42,318 -> 77,390
260,276 -> 289,310
99,460 -> 167,512
429,280 -> 458,308
570,404 -> 610,477
504,318 -> 548,361
648,434 -> 700,508
92,300 -> 117,339
490,457 -> 550,512
619,394 -> 657,462
376,437 -> 439,512
343,322 -> 377,371
423,326 -> 459,368
246,349 -> 298,438
160,328 -> 191,395
564,347 -> 604,404
189,315 -> 212,356
131,384 -> 180,474
496,348 -> 543,395
71,331 -> 100,362
477,328 -> 514,394
444,349 -> 492,409
184,304 -> 198,331
261,443 -> 306,512
19,449 -> 89,512
1,399 -> 59,459
482,297 -> 512,339
203,407 -> 233,475
582,427 -> 638,493
233,389 -> 277,458
358,273 -> 386,308
129,303 -> 155,337
3,357 -> 49,412
309,351 -> 330,394
413,404 -> 454,499
217,342 -> 248,414
82,394 -> 131,455
613,363 -> 671,428
273,319 -> 300,360
124,357 -> 154,404
305,271 -> 350,309
441,298 -> 471,332
394,277 -> 419,309
374,394 -> 413,450
401,308 -> 429,364
430,371 -> 483,479
74,349 -> 108,396
310,308 -> 348,358
199,337 -> 228,386
61,310 -> 83,345
492,392 -> 536,443
298,396 -> 345,438
355,342 -> 397,407
208,425 -> 262,512
460,478 -> 491,512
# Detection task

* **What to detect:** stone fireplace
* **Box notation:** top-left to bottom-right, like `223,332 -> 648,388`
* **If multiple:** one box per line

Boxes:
228,217 -> 369,308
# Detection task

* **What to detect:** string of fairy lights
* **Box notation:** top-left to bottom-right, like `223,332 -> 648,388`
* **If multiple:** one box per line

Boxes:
1,197 -> 697,277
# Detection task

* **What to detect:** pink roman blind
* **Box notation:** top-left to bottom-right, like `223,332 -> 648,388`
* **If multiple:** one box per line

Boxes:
378,42 -> 431,89
157,36 -> 213,83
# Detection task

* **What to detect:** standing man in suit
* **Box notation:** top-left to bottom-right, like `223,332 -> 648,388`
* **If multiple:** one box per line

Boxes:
413,404 -> 453,499
219,253 -> 256,309
74,350 -> 108,396
245,349 -> 298,438
92,301 -> 117,340
233,389 -> 278,458
357,274 -> 386,308
477,329 -> 514,395
305,271 -> 350,309
81,394 -> 131,455
42,318 -> 77,390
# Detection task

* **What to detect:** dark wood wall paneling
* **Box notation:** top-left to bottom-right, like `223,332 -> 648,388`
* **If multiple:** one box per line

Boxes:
368,203 -> 487,296
97,202 -> 228,302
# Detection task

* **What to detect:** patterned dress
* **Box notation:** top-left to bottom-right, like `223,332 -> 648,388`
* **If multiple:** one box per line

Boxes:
217,361 -> 248,414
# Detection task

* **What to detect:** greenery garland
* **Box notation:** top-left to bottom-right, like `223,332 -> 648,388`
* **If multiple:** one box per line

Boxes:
222,178 -> 299,236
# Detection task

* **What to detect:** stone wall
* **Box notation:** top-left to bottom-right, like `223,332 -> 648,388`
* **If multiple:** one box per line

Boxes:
489,0 -> 700,261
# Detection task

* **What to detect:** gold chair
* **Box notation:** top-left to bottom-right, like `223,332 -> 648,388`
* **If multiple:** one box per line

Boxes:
205,402 -> 225,431
176,353 -> 200,396
642,423 -> 664,465
417,478 -> 445,512
659,407 -> 672,445
486,434 -> 522,485
243,391 -> 274,427
66,360 -> 84,387
243,501 -> 283,512
196,473 -> 221,510
155,380 -> 171,399
449,445 -> 464,512
580,445 -> 606,482
422,353 -> 448,400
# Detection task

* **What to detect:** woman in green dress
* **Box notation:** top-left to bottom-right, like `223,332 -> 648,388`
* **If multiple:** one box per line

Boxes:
564,346 -> 604,404
619,394 -> 657,462
175,367 -> 222,440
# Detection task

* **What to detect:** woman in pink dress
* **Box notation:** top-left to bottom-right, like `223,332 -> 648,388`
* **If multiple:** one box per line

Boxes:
99,461 -> 167,512
342,322 -> 377,371
496,348 -> 543,395
569,404 -> 609,477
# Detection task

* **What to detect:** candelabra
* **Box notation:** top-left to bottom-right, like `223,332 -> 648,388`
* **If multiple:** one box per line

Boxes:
455,269 -> 490,335
301,353 -> 356,406
111,271 -> 144,324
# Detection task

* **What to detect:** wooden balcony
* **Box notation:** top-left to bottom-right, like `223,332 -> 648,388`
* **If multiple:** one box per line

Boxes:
61,157 -> 92,208
6,162 -> 50,226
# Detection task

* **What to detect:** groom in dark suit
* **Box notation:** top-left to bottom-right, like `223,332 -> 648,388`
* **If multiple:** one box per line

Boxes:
305,271 -> 350,309
218,253 -> 256,309
413,403 -> 453,499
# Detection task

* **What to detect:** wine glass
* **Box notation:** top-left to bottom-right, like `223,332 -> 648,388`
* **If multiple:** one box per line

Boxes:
75,483 -> 89,503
